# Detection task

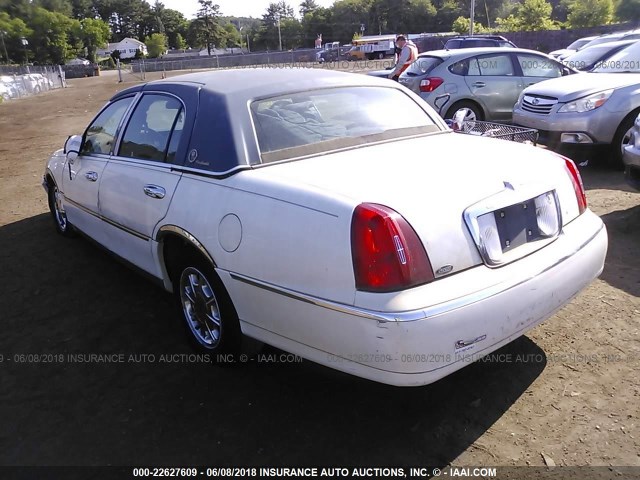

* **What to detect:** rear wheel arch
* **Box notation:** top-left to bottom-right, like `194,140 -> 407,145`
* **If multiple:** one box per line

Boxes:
157,226 -> 217,291
157,227 -> 242,355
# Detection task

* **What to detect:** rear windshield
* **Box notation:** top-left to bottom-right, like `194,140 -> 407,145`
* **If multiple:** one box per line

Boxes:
251,87 -> 441,163
405,56 -> 443,76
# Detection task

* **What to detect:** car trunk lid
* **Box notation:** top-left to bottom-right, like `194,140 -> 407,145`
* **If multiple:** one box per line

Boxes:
249,132 -> 580,278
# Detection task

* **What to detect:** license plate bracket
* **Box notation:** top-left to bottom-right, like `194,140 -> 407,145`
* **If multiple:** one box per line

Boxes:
494,198 -> 543,253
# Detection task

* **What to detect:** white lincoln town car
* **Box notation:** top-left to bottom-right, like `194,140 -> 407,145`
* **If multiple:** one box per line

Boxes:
43,69 -> 607,386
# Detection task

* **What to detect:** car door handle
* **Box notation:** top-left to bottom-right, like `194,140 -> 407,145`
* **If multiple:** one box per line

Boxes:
143,185 -> 166,199
473,82 -> 486,88
85,171 -> 98,182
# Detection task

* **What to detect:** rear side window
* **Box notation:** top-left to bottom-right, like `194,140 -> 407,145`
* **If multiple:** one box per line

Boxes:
405,56 -> 442,76
475,54 -> 514,76
118,94 -> 184,163
251,87 -> 441,163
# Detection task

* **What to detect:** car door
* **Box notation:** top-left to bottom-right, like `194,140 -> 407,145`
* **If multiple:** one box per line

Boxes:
515,53 -> 563,90
98,91 -> 189,277
62,96 -> 134,242
463,53 -> 521,121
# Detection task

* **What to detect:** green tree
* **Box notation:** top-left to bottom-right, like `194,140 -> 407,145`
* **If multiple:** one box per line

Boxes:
566,0 -> 613,27
402,0 -> 437,33
495,0 -> 558,31
70,0 -> 94,19
429,0 -> 460,31
28,7 -> 81,63
145,32 -> 167,57
174,32 -> 187,50
257,2 -> 296,50
33,0 -> 73,16
193,0 -> 222,55
219,23 -> 241,48
616,0 -> 640,23
301,6 -> 332,47
79,17 -> 110,62
0,0 -> 33,18
0,12 -> 32,63
93,0 -> 152,42
158,9 -> 189,49
452,16 -> 490,34
300,0 -> 319,17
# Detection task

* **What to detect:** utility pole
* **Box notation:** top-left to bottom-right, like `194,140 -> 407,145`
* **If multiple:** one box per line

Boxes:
277,14 -> 283,51
0,31 -> 9,64
470,0 -> 476,35
21,37 -> 28,65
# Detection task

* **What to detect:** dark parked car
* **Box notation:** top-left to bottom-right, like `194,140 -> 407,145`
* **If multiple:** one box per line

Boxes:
444,35 -> 517,49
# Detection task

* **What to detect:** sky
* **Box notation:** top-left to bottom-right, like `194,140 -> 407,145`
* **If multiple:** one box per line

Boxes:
161,0 -> 336,19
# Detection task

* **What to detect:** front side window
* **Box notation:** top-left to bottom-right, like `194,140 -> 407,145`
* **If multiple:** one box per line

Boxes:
474,54 -> 514,76
118,94 -> 184,162
251,87 -> 441,163
82,97 -> 133,155
517,54 -> 563,77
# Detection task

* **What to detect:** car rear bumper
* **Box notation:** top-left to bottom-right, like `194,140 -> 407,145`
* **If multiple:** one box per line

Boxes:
224,210 -> 607,386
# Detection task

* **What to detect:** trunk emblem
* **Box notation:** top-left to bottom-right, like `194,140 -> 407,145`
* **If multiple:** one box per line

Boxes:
436,265 -> 454,275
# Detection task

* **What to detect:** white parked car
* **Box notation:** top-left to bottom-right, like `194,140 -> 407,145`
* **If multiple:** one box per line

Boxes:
43,69 -> 607,386
0,82 -> 10,101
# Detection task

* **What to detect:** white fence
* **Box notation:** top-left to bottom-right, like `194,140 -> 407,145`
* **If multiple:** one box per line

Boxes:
0,66 -> 66,103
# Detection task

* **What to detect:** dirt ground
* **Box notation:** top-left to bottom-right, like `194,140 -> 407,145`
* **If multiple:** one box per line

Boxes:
0,67 -> 639,473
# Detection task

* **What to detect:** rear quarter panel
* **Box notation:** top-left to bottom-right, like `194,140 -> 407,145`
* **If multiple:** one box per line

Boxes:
159,171 -> 358,305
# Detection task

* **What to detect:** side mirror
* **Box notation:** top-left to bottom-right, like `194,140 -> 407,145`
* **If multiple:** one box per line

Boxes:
562,67 -> 572,76
64,134 -> 82,164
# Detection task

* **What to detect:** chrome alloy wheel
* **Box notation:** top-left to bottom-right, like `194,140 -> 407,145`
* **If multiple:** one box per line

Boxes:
52,186 -> 68,231
180,267 -> 222,349
455,107 -> 477,123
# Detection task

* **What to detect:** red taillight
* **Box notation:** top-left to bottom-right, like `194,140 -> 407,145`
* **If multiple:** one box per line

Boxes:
419,77 -> 444,93
351,203 -> 434,293
561,155 -> 587,214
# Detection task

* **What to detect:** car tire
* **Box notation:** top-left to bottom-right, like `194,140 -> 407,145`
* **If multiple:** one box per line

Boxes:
610,111 -> 639,170
172,252 -> 242,359
47,180 -> 76,237
445,101 -> 484,122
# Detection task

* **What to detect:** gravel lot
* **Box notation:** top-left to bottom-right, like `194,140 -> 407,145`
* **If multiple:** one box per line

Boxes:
0,68 -> 638,472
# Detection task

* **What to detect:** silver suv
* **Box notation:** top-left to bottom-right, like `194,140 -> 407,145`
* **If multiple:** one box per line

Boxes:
513,41 -> 640,167
398,47 -> 573,122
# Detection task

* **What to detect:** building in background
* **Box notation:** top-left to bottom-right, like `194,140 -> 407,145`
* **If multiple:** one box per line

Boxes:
97,38 -> 148,59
